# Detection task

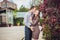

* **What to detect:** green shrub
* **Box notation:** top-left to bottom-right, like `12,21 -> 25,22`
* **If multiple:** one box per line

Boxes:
43,24 -> 51,40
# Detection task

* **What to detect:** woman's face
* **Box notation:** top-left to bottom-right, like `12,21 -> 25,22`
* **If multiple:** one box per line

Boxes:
34,10 -> 39,16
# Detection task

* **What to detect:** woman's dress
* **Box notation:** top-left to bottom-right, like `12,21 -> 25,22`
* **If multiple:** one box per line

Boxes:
31,16 -> 40,39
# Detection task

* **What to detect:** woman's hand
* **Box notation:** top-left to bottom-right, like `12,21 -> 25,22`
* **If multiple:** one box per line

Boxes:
30,27 -> 34,31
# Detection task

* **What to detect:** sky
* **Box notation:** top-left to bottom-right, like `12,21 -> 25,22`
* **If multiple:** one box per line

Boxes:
0,0 -> 31,9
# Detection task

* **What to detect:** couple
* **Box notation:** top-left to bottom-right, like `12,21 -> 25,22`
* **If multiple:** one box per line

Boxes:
24,6 -> 40,40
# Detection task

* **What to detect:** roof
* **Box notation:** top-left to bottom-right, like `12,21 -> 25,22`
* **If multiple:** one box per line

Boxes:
0,0 -> 17,10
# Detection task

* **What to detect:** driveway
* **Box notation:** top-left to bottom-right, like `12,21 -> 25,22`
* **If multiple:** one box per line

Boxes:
0,26 -> 44,40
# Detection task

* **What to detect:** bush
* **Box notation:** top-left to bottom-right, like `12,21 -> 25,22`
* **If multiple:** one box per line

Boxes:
14,18 -> 24,26
40,19 -> 51,40
43,24 -> 51,40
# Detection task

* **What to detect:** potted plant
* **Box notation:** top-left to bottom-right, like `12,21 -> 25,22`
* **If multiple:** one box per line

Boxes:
16,19 -> 20,26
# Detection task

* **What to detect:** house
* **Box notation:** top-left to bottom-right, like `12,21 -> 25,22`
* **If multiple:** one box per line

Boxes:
0,0 -> 17,27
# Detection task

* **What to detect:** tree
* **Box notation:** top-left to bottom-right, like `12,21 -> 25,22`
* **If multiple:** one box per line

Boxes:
13,9 -> 18,18
40,0 -> 60,40
19,5 -> 29,12
30,0 -> 43,6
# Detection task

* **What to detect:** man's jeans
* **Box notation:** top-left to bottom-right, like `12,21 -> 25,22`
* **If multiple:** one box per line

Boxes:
25,26 -> 32,40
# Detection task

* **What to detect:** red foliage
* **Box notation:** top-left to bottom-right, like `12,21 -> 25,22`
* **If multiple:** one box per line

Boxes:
39,4 -> 46,11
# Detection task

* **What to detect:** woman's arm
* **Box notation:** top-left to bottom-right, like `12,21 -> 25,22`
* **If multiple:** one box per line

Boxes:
31,18 -> 39,25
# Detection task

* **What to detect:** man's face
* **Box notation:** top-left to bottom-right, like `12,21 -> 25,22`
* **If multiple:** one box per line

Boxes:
32,7 -> 36,12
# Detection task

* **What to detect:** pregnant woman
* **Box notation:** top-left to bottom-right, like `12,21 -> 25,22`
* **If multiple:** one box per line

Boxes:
30,10 -> 40,40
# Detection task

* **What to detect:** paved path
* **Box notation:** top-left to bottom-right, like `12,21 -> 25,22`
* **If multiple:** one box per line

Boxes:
0,26 -> 44,40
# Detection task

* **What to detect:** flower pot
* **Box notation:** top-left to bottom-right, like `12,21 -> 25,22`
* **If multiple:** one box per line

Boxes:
17,23 -> 20,26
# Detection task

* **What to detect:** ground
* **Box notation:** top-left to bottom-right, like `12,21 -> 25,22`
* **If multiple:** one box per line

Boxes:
0,26 -> 44,40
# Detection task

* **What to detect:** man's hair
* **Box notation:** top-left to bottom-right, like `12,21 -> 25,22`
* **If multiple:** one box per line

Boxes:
30,6 -> 36,10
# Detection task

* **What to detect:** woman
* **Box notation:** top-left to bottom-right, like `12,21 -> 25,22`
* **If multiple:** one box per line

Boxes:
30,10 -> 40,40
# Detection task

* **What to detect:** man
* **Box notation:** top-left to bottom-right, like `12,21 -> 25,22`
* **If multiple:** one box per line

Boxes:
24,6 -> 36,40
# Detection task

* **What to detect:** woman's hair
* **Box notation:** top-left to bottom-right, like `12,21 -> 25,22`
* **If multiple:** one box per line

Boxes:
36,10 -> 40,18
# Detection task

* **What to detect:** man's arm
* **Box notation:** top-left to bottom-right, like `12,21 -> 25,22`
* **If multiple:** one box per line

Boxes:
24,13 -> 30,28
